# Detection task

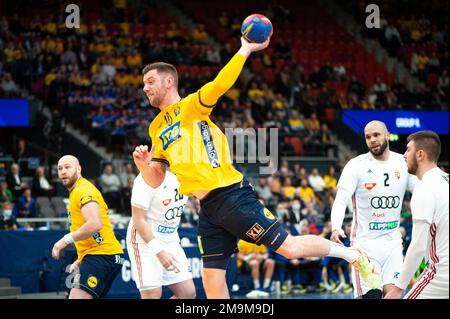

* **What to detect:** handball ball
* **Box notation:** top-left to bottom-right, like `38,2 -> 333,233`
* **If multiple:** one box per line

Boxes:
241,13 -> 273,43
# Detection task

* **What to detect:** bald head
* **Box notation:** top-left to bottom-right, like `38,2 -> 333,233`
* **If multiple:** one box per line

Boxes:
364,120 -> 388,135
58,155 -> 81,190
364,120 -> 390,158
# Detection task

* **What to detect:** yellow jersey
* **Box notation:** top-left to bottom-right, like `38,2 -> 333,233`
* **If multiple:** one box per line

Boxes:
149,53 -> 249,196
68,178 -> 123,262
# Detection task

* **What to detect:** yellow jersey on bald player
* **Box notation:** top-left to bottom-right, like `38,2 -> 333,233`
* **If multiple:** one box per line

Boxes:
148,54 -> 250,196
68,177 -> 123,262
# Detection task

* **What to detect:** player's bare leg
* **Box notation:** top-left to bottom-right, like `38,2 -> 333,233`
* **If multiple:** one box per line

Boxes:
168,279 -> 196,299
140,287 -> 162,299
69,288 -> 94,299
202,268 -> 229,299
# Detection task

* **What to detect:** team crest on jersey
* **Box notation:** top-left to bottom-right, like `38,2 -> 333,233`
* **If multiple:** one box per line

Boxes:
367,169 -> 373,174
174,106 -> 180,116
262,208 -> 275,220
159,121 -> 181,150
87,276 -> 98,288
394,169 -> 401,179
162,198 -> 172,206
364,182 -> 376,190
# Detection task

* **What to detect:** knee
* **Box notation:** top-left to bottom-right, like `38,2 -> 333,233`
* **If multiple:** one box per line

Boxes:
249,259 -> 260,269
265,259 -> 275,269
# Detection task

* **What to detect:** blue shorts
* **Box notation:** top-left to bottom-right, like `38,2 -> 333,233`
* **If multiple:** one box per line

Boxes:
73,254 -> 124,298
198,179 -> 288,267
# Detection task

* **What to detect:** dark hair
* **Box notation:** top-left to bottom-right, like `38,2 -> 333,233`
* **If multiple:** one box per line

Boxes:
407,130 -> 441,163
142,62 -> 178,89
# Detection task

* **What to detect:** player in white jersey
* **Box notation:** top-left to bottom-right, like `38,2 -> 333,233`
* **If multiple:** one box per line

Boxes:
126,171 -> 196,299
385,131 -> 449,299
331,121 -> 417,298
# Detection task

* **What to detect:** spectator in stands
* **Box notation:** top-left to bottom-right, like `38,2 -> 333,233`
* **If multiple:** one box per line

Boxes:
254,177 -> 272,202
12,188 -> 36,218
323,166 -> 337,191
321,194 -> 335,223
6,163 -> 27,198
119,163 -> 136,188
237,239 -> 275,298
308,168 -> 326,194
99,163 -> 122,212
284,198 -> 302,229
301,202 -> 320,233
0,73 -> 19,96
298,178 -> 316,205
0,202 -> 17,231
32,166 -> 53,197
281,177 -> 296,200
191,24 -> 207,43
13,138 -> 30,163
0,181 -> 13,207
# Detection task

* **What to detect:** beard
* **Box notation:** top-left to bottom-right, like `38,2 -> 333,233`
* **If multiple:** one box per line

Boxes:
407,156 -> 419,175
369,139 -> 389,157
62,172 -> 79,190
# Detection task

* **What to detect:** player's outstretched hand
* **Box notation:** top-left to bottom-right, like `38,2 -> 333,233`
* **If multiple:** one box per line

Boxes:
156,250 -> 181,273
133,145 -> 154,171
330,229 -> 346,245
239,36 -> 270,56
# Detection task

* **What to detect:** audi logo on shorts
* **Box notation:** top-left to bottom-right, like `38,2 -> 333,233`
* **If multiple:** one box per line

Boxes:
370,196 -> 400,209
165,205 -> 185,220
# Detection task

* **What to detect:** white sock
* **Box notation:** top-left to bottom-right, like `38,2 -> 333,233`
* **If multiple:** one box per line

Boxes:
263,278 -> 271,288
253,280 -> 260,289
327,242 -> 360,263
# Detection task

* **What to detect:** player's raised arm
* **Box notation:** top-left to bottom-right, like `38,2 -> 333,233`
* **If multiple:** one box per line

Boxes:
330,161 -> 357,244
198,37 -> 270,108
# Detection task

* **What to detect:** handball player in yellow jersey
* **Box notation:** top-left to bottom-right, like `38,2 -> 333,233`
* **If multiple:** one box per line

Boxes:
52,155 -> 124,299
133,37 -> 381,298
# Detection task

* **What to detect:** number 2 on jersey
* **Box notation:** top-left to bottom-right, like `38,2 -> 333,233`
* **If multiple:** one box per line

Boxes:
384,173 -> 390,187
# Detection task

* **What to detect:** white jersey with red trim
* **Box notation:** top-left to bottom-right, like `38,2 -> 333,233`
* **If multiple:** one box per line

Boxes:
404,167 -> 449,299
410,167 -> 449,273
337,151 -> 417,244
127,171 -> 188,244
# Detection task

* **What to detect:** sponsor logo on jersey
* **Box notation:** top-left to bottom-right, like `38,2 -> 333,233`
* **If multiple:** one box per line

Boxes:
263,208 -> 276,220
87,276 -> 98,288
162,198 -> 172,206
370,196 -> 400,209
367,169 -> 373,174
369,220 -> 399,231
372,212 -> 385,218
160,121 -> 181,150
394,272 -> 400,279
198,121 -> 220,168
246,223 -> 265,241
157,225 -> 178,234
394,169 -> 401,179
164,205 -> 184,220
364,182 -> 377,190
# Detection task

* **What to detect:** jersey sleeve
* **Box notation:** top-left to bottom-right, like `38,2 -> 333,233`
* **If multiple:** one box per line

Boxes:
130,174 -> 159,210
411,183 -> 434,224
77,185 -> 100,208
190,53 -> 247,116
336,159 -> 358,193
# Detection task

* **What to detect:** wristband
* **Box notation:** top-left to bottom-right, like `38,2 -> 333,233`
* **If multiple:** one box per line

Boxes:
147,238 -> 163,255
63,233 -> 75,245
